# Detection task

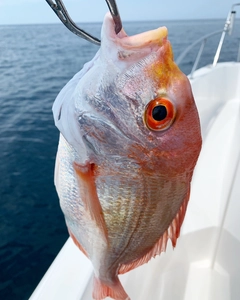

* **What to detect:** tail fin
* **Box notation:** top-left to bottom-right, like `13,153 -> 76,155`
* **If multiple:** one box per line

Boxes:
93,276 -> 130,300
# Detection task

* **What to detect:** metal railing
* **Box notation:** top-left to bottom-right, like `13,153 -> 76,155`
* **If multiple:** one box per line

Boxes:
176,3 -> 240,78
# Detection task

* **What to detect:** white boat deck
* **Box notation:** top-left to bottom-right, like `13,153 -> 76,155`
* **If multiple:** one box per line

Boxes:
30,62 -> 240,300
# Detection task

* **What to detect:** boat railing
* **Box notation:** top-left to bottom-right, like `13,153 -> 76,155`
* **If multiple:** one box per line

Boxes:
176,3 -> 240,78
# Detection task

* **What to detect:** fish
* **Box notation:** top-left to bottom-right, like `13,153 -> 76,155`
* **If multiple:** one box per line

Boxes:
52,12 -> 202,300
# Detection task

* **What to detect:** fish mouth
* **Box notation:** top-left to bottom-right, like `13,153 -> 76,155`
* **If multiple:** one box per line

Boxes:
102,12 -> 168,50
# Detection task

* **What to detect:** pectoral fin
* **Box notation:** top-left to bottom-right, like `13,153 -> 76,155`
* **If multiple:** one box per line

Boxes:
73,161 -> 108,243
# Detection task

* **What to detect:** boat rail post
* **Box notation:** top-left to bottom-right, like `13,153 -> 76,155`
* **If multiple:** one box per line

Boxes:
190,39 -> 206,79
213,3 -> 240,67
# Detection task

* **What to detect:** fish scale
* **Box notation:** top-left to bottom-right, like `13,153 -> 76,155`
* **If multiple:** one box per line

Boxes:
94,167 -> 187,262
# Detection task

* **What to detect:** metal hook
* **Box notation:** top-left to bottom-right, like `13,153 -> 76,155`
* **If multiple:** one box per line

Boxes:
105,0 -> 122,34
45,0 -> 122,46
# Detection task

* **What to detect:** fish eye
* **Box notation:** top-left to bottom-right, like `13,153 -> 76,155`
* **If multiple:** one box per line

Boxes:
144,98 -> 176,131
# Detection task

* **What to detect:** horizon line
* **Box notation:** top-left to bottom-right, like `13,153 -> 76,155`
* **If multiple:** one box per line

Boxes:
0,16 -> 230,27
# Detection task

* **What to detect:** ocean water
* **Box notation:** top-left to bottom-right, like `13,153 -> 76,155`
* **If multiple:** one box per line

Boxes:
0,18 -> 239,300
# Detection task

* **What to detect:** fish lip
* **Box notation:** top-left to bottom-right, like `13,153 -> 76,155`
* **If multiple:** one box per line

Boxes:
102,12 -> 168,50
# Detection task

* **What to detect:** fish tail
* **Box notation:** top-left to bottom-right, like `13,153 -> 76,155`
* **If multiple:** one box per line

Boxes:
93,276 -> 130,300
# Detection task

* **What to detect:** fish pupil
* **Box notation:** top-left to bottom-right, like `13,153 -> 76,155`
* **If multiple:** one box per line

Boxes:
152,105 -> 167,121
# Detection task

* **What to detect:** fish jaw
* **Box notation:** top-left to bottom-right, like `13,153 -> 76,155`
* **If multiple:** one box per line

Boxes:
99,12 -> 169,71
102,12 -> 168,50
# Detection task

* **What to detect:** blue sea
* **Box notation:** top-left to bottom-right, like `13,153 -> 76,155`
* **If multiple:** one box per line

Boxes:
0,18 -> 239,299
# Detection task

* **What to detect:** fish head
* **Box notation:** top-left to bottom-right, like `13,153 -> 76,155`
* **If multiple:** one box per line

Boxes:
58,13 -> 202,176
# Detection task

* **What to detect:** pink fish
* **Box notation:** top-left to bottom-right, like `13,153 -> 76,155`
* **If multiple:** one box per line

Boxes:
52,13 -> 202,300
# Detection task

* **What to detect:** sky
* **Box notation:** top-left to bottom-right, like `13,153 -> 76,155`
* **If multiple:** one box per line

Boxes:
0,0 -> 235,25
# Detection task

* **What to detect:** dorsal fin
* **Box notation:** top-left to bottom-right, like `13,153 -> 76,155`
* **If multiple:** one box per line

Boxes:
118,189 -> 190,274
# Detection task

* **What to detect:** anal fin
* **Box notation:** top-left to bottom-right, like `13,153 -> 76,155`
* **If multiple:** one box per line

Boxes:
73,162 -> 108,242
119,189 -> 190,274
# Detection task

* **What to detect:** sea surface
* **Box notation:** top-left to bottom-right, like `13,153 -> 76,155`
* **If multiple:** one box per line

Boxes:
0,18 -> 239,299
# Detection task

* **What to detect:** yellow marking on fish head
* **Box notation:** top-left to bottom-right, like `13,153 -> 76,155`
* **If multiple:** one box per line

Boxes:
145,40 -> 183,93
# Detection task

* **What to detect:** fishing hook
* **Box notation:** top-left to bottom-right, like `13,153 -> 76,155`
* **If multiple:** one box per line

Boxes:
45,0 -> 122,46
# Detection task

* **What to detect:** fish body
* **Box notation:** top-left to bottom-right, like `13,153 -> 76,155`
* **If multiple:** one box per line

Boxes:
53,13 -> 202,300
